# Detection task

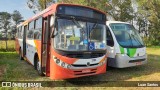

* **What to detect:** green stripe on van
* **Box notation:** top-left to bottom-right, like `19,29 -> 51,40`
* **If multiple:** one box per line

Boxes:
127,48 -> 137,57
120,46 -> 125,54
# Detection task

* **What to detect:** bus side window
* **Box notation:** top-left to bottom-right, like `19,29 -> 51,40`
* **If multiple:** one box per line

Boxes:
34,17 -> 42,40
16,28 -> 19,38
18,27 -> 23,39
106,26 -> 114,47
27,21 -> 34,39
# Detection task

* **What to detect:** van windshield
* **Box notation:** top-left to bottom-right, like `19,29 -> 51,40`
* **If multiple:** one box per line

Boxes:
109,23 -> 144,48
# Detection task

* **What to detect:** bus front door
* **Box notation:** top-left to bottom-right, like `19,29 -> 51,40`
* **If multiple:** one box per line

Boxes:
41,17 -> 50,76
23,25 -> 27,57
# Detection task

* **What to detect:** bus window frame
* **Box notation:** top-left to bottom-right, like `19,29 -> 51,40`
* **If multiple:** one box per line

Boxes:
18,26 -> 23,39
27,21 -> 35,39
34,17 -> 43,40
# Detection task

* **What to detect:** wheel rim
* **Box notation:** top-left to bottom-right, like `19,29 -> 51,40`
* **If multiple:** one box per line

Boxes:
37,61 -> 41,73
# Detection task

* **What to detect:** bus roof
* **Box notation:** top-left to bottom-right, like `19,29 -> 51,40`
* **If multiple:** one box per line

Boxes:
17,3 -> 107,27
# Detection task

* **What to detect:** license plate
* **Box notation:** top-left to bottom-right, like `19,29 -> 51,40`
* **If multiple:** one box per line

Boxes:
135,62 -> 142,65
82,69 -> 91,73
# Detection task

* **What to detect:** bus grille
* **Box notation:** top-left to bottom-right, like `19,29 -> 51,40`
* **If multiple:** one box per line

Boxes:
74,68 -> 97,76
72,63 -> 99,67
66,53 -> 104,58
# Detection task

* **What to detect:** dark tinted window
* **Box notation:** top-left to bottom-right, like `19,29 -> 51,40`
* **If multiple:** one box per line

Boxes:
57,5 -> 106,21
106,26 -> 114,46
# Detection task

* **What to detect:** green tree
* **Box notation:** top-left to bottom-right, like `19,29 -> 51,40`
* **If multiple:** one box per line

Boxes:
27,0 -> 56,13
12,10 -> 23,38
137,0 -> 160,46
0,33 -> 2,38
0,12 -> 11,50
12,10 -> 23,25
106,0 -> 134,22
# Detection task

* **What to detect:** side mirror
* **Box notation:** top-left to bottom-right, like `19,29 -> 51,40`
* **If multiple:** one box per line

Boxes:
50,14 -> 58,38
51,29 -> 58,38
107,39 -> 114,47
50,14 -> 55,27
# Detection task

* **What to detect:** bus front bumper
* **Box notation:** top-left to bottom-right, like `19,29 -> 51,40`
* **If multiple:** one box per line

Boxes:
50,60 -> 106,80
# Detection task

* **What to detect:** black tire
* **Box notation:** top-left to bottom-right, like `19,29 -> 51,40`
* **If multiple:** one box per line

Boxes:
106,60 -> 114,71
106,59 -> 112,71
35,56 -> 44,76
19,48 -> 23,60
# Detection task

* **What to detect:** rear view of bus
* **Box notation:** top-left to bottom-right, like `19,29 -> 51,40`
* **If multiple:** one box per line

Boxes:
106,21 -> 147,68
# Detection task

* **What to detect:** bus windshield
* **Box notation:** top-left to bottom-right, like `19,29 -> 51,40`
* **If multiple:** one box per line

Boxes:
54,19 -> 106,51
109,23 -> 144,48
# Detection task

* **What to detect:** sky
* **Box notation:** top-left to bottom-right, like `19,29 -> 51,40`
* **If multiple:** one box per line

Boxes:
0,0 -> 35,20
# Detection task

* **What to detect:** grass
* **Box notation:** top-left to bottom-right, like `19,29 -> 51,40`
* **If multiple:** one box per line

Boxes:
0,41 -> 160,89
0,40 -> 15,52
0,52 -> 50,81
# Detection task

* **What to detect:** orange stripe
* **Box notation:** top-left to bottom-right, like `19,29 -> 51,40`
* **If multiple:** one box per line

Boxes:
99,55 -> 107,64
34,40 -> 41,61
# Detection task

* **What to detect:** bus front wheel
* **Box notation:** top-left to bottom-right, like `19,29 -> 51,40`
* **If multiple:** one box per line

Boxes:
35,56 -> 44,76
19,48 -> 23,60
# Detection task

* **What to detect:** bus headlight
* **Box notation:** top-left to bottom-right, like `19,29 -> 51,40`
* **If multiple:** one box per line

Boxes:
67,65 -> 71,69
99,60 -> 106,66
61,62 -> 65,67
56,59 -> 60,64
53,56 -> 72,69
100,62 -> 103,66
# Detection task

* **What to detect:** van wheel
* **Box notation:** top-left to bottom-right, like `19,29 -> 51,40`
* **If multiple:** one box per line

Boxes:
35,56 -> 44,76
106,60 -> 111,71
19,48 -> 23,60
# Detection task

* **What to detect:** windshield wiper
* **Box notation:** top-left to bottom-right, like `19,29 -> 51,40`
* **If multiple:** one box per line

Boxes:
126,31 -> 143,47
130,33 -> 144,47
89,22 -> 98,40
90,23 -> 98,34
71,16 -> 85,32
71,16 -> 87,37
125,31 -> 133,47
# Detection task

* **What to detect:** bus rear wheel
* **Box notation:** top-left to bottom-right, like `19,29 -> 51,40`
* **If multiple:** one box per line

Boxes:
35,56 -> 44,76
19,48 -> 23,60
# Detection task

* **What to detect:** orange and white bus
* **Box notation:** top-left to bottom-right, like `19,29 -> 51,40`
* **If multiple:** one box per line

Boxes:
15,3 -> 107,80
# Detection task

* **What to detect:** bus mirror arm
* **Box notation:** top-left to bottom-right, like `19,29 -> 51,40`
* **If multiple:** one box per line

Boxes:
51,28 -> 58,38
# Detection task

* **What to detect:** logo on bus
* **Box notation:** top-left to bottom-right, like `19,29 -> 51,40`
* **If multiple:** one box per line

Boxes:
87,62 -> 90,66
92,59 -> 96,62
